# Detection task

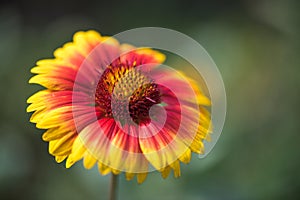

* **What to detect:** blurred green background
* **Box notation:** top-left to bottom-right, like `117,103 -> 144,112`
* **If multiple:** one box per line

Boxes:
0,0 -> 299,199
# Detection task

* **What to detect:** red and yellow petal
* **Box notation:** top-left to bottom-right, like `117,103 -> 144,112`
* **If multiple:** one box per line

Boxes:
77,119 -> 150,174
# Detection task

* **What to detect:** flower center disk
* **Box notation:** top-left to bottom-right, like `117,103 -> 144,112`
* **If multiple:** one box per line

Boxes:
95,64 -> 161,126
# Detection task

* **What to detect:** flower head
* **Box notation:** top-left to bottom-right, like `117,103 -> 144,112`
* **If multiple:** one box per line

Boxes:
27,30 -> 211,183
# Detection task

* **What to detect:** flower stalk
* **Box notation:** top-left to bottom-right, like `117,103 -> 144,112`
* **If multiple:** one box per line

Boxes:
109,174 -> 118,200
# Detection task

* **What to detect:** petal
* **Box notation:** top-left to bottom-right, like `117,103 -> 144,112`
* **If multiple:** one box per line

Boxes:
73,30 -> 103,56
42,127 -> 71,141
178,149 -> 191,164
29,74 -> 74,91
138,122 -> 187,170
119,48 -> 165,68
125,172 -> 135,181
83,153 -> 97,169
36,105 -> 101,132
78,119 -> 149,173
138,84 -> 200,170
97,162 -> 111,175
160,166 -> 172,179
53,42 -> 86,68
170,160 -> 181,178
137,173 -> 148,184
27,90 -> 91,113
55,155 -> 68,163
66,136 -> 87,168
49,131 -> 76,156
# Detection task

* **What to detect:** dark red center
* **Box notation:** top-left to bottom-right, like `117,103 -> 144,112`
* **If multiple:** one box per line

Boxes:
95,64 -> 161,125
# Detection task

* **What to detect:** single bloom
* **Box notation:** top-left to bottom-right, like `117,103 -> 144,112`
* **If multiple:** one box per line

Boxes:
27,30 -> 211,183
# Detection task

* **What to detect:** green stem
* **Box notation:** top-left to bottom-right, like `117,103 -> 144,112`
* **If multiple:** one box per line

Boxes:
109,174 -> 118,200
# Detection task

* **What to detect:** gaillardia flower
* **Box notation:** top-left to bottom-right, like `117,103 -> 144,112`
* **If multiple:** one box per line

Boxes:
27,30 -> 211,183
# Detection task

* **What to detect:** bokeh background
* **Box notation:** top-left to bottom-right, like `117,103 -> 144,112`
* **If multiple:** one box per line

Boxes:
0,0 -> 299,199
